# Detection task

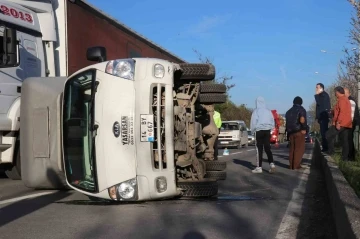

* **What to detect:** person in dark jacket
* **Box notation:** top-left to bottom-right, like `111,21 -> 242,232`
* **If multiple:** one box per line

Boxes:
285,96 -> 307,170
344,87 -> 360,161
314,83 -> 331,152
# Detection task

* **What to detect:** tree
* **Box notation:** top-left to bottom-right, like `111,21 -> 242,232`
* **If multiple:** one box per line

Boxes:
308,102 -> 320,132
193,49 -> 235,92
336,0 -> 360,100
194,49 -> 253,127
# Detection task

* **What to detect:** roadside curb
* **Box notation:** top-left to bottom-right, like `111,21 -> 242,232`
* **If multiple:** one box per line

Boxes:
314,139 -> 360,239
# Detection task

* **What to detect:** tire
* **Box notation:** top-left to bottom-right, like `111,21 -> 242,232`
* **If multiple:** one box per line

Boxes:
205,171 -> 227,180
200,83 -> 226,93
5,138 -> 21,180
178,180 -> 218,197
179,63 -> 215,81
205,160 -> 226,171
198,94 -> 227,104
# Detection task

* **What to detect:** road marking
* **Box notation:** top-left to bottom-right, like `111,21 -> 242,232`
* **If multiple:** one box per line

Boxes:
247,149 -> 255,152
274,151 -> 312,239
231,152 -> 242,155
0,191 -> 57,205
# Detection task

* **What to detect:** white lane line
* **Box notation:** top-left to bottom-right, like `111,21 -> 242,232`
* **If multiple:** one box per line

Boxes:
231,152 -> 242,155
0,191 -> 57,205
247,149 -> 255,152
274,151 -> 312,239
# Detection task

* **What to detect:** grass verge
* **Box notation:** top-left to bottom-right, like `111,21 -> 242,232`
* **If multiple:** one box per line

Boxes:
332,151 -> 360,198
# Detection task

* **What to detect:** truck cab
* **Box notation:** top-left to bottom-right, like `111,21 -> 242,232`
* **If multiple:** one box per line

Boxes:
218,120 -> 248,149
0,0 -> 55,179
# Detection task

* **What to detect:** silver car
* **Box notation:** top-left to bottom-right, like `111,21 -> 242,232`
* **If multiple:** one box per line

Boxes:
248,130 -> 255,145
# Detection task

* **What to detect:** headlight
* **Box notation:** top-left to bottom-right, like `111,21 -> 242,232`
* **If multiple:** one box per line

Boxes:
155,177 -> 167,193
105,59 -> 135,80
154,64 -> 165,78
107,178 -> 138,201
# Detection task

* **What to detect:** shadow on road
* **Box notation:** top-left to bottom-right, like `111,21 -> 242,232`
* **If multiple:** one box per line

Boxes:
183,231 -> 206,239
0,191 -> 71,227
56,199 -> 146,206
0,168 -> 72,227
295,144 -> 338,238
233,158 -> 253,170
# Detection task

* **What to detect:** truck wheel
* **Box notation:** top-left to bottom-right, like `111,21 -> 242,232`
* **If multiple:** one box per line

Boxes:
179,63 -> 215,81
198,94 -> 227,104
5,138 -> 21,180
200,83 -> 226,93
178,180 -> 218,197
205,171 -> 227,180
205,160 -> 226,171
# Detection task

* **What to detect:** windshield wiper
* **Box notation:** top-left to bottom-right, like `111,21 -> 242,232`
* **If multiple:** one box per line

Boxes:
89,81 -> 100,133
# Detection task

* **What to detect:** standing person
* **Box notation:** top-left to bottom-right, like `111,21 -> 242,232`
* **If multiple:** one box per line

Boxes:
250,96 -> 276,173
326,86 -> 352,161
285,96 -> 307,170
314,83 -> 331,152
344,87 -> 359,161
213,110 -> 222,160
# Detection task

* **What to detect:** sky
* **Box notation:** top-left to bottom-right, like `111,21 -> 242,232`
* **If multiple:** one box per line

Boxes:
88,0 -> 354,114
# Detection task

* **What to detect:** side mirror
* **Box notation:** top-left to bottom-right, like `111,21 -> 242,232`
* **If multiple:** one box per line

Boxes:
1,27 -> 18,67
87,46 -> 107,62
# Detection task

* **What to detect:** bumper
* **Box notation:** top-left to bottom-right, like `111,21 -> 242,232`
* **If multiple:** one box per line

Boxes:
270,136 -> 277,143
218,139 -> 240,147
69,175 -> 181,202
248,139 -> 255,145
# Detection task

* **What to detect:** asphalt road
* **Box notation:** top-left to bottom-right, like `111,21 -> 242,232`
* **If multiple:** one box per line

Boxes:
0,143 -> 337,239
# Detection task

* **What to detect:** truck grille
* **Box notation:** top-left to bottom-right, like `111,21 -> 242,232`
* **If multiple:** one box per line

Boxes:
152,84 -> 167,169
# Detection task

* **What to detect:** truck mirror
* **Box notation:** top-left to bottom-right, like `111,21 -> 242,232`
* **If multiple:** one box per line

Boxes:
2,27 -> 18,66
87,46 -> 107,62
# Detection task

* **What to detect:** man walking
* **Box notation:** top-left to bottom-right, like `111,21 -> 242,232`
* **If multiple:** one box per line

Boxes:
314,83 -> 331,152
344,87 -> 359,161
250,96 -> 276,173
326,86 -> 352,161
285,96 -> 307,170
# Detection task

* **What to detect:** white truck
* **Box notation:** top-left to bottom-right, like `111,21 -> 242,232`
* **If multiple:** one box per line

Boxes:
0,0 -> 185,180
21,47 -> 228,200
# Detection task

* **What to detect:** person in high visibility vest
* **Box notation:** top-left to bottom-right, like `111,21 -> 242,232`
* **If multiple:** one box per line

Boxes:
213,110 -> 222,160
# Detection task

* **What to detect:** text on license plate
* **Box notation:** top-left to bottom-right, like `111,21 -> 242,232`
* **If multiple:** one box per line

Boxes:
140,114 -> 154,142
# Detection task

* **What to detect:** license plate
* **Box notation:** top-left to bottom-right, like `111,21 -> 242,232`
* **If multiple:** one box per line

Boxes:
220,141 -> 229,144
140,114 -> 154,142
